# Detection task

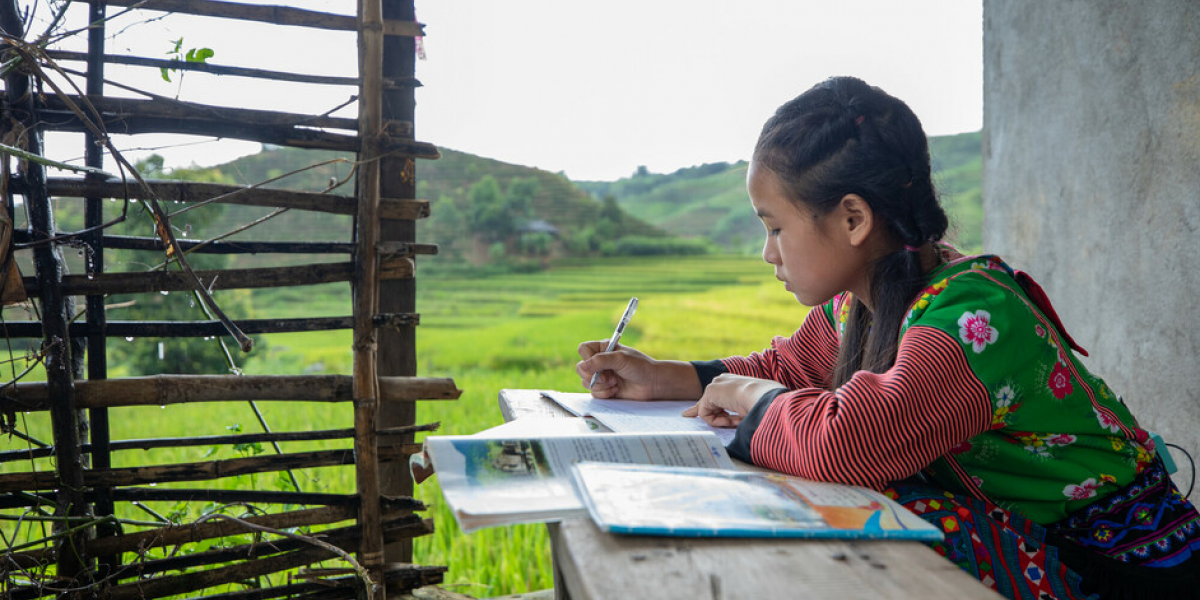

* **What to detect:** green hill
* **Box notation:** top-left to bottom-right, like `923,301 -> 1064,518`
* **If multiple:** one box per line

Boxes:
577,131 -> 983,254
164,145 -> 684,267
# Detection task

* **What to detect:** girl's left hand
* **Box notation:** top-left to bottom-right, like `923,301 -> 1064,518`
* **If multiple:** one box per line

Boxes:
681,373 -> 785,428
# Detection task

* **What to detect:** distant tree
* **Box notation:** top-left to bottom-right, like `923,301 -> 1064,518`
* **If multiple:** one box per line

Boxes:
600,195 -> 623,224
468,175 -> 510,241
425,195 -> 467,259
635,165 -> 649,177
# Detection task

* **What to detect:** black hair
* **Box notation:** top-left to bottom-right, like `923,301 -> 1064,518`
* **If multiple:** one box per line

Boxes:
753,76 -> 949,387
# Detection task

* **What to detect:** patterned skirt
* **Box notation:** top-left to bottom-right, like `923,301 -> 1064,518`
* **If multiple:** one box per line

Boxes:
884,459 -> 1200,600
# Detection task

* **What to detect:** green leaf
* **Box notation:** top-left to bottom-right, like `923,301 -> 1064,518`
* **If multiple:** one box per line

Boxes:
185,48 -> 214,64
160,66 -> 172,82
169,37 -> 184,55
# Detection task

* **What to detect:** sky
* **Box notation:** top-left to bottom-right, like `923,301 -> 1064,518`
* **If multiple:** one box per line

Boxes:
36,0 -> 983,182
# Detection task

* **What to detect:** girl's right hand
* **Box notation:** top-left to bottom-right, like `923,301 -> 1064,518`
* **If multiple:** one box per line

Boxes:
576,341 -> 658,400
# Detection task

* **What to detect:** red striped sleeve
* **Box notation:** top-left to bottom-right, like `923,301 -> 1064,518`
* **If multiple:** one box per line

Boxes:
749,326 -> 991,489
719,308 -> 838,390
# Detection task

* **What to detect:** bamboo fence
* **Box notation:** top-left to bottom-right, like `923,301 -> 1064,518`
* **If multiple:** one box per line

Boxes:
0,1 -> 452,598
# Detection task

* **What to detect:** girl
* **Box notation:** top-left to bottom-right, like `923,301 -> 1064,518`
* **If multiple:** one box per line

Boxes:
576,76 -> 1200,600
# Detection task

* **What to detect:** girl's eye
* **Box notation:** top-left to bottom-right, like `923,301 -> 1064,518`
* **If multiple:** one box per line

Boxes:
768,228 -> 781,237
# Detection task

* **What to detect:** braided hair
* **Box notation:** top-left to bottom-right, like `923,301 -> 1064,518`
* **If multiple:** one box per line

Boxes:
753,76 -> 949,387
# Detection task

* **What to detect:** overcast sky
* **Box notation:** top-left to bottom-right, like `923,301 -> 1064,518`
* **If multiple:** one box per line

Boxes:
39,0 -> 983,182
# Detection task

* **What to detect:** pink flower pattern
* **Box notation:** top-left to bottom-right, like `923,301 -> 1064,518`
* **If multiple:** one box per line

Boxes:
1095,407 -> 1121,433
958,310 -> 999,353
1044,433 -> 1077,447
1063,478 -> 1100,500
1048,362 -> 1074,399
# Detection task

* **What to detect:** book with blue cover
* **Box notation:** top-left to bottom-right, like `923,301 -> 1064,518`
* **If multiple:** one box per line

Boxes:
571,462 -> 944,541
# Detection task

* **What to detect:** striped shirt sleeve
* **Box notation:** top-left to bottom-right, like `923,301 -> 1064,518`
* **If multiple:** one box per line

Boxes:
719,306 -> 839,390
748,326 -> 992,489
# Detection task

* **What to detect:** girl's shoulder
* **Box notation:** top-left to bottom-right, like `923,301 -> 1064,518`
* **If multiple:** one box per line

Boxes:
904,253 -> 1033,336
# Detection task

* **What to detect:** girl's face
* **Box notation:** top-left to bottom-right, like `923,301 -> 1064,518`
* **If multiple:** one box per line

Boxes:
747,162 -> 875,307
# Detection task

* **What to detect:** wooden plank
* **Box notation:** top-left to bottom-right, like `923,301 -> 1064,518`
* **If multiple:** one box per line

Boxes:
0,375 -> 461,412
86,0 -> 425,36
498,390 -> 1001,600
552,519 -> 1000,600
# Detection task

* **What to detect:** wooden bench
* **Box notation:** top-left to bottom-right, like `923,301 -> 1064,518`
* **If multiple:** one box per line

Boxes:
498,389 -> 1002,600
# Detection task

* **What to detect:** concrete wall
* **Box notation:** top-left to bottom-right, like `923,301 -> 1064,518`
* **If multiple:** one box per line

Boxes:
983,1 -> 1200,500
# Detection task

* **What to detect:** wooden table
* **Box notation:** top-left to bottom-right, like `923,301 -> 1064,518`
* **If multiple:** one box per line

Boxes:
498,389 -> 1002,600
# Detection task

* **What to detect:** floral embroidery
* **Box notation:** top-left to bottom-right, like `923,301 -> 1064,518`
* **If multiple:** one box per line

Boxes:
949,440 -> 973,455
1109,436 -> 1126,451
1015,433 -> 1051,456
1093,526 -> 1114,543
1048,362 -> 1073,399
971,475 -> 984,488
1035,324 -> 1046,338
958,310 -> 999,353
1095,407 -> 1122,433
1100,473 -> 1117,484
971,257 -> 1006,271
1044,433 -> 1077,447
1064,478 -> 1100,500
995,385 -> 1016,404
913,278 -> 949,311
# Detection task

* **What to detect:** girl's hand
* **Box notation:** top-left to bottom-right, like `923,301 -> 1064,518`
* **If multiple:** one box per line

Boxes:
576,341 -> 658,400
682,374 -> 785,428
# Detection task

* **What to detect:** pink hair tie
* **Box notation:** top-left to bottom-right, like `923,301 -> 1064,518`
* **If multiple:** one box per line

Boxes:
904,244 -> 922,253
855,115 -> 866,126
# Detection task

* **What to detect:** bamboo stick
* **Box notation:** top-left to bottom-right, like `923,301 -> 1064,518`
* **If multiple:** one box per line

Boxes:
36,178 -> 433,218
20,259 -> 414,297
40,177 -> 359,214
0,374 -> 460,411
0,423 -> 435,463
114,514 -> 430,578
95,235 -> 357,254
355,1 -> 388,595
83,0 -> 425,36
47,49 -> 363,86
0,315 -> 361,339
0,489 -> 420,509
38,92 -> 360,132
377,0 -> 424,566
0,1 -> 89,577
103,545 -> 345,600
87,505 -> 356,557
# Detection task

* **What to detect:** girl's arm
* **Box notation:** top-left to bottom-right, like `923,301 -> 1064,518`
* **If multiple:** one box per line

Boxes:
735,325 -> 992,489
706,302 -> 840,390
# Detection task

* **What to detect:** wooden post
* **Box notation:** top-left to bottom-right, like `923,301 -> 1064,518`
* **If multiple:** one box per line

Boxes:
85,1 -> 119,576
355,0 -> 387,597
0,0 -> 89,577
378,0 -> 419,564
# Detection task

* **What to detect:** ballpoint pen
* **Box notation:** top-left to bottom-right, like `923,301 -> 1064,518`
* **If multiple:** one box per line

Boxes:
588,297 -> 638,389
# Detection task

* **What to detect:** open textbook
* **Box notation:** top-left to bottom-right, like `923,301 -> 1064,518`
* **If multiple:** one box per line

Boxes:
541,391 -> 736,445
422,431 -> 734,532
571,462 -> 943,541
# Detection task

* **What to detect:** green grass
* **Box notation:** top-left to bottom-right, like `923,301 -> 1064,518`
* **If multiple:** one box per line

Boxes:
1,255 -> 809,596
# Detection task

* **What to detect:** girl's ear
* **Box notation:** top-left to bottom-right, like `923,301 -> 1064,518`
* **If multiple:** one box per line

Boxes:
837,193 -> 876,248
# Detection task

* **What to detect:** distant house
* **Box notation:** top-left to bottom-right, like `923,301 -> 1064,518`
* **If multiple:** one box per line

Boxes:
517,219 -> 560,238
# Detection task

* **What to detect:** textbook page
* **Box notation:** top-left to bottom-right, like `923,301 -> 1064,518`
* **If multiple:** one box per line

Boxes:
572,462 -> 944,541
425,431 -> 733,532
543,391 -> 737,445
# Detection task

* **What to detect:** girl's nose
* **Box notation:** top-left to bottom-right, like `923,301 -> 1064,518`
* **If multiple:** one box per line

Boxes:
762,237 -> 778,265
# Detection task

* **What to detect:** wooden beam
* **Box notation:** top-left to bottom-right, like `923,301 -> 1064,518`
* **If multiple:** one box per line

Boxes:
0,423 -> 436,463
87,505 -> 357,557
47,50 -> 363,86
0,374 -> 461,412
0,316 -> 361,339
35,178 -> 432,219
40,177 -> 357,214
84,0 -> 425,36
20,259 -> 414,297
39,92 -> 358,132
